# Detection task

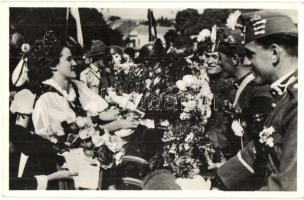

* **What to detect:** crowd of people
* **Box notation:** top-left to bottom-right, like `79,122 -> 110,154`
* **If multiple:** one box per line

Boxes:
9,10 -> 298,191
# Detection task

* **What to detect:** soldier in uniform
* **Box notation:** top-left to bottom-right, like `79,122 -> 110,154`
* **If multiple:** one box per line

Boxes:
196,28 -> 238,156
80,40 -> 114,95
216,11 -> 298,191
217,26 -> 273,154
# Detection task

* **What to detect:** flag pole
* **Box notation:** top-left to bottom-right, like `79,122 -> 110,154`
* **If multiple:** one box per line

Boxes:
65,7 -> 69,43
148,9 -> 152,42
152,10 -> 157,40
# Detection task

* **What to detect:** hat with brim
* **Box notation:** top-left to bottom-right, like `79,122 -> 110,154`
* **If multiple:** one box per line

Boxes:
85,40 -> 108,58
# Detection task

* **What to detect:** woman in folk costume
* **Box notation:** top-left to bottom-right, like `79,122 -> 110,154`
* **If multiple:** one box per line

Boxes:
11,30 -> 138,189
9,37 -> 79,190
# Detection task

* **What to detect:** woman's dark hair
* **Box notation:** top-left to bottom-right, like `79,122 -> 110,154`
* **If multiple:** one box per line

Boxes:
27,30 -> 64,91
255,33 -> 298,57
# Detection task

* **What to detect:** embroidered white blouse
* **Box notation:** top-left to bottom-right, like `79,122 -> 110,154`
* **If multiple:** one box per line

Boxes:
32,78 -> 108,139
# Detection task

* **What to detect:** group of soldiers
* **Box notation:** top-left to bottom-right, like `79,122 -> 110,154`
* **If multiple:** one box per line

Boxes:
215,10 -> 297,191
144,10 -> 298,191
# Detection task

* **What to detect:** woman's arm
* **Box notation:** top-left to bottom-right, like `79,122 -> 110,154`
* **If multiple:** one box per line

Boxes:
102,119 -> 139,132
98,109 -> 120,121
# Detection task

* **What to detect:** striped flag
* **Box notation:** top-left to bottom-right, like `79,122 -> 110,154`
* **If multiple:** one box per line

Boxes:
66,8 -> 84,47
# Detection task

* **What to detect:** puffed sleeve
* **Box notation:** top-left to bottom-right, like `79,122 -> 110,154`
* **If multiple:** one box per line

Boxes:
32,94 -> 51,138
72,80 -> 108,114
10,89 -> 35,115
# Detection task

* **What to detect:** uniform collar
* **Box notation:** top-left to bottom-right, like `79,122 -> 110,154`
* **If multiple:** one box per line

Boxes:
235,72 -> 254,87
90,63 -> 101,72
270,69 -> 297,97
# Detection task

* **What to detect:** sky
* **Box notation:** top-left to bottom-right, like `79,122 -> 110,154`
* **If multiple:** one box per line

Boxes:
97,8 -> 298,23
98,8 -> 205,20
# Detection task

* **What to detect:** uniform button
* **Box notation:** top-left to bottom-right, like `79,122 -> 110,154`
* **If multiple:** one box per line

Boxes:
271,103 -> 276,108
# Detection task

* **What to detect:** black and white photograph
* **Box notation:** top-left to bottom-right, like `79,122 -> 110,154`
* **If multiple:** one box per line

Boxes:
2,2 -> 303,197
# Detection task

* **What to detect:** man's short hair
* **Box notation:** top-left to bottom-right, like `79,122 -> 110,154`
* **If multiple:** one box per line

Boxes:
254,34 -> 298,57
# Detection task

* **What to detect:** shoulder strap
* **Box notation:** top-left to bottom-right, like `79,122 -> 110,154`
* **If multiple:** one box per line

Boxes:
69,81 -> 87,117
33,82 -> 87,117
33,84 -> 61,108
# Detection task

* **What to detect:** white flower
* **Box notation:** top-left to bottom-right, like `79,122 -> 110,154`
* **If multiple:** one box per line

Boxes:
153,76 -> 161,86
184,143 -> 191,151
21,43 -> 30,53
155,67 -> 162,74
183,75 -> 196,86
231,119 -> 244,137
197,29 -> 211,42
226,10 -> 242,30
185,132 -> 195,143
145,79 -> 152,89
162,131 -> 174,142
185,55 -> 194,66
176,80 -> 187,91
180,112 -> 191,120
79,128 -> 90,140
182,100 -> 197,112
266,137 -> 274,148
140,119 -> 155,129
259,126 -> 275,148
160,120 -> 170,127
92,132 -> 109,147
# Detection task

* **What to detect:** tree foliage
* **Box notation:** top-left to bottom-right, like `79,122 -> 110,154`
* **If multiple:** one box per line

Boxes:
175,9 -> 200,35
9,8 -> 124,50
175,8 -> 261,36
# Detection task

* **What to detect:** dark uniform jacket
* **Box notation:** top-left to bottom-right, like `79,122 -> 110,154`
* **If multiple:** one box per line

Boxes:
205,75 -> 236,150
10,124 -> 60,190
217,70 -> 297,191
236,75 -> 273,145
216,73 -> 273,190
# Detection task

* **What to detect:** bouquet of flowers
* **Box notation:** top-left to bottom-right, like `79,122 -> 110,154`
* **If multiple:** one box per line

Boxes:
47,116 -> 127,169
176,72 -> 213,124
150,70 -> 225,178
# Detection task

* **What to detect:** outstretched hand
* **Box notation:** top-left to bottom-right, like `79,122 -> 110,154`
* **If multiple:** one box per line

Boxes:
47,170 -> 78,181
116,119 -> 139,129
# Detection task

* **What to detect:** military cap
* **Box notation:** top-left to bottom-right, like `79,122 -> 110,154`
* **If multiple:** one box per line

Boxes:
217,27 -> 245,55
196,25 -> 217,54
241,11 -> 297,43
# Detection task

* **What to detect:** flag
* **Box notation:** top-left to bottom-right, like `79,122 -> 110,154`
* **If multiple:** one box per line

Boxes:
148,9 -> 157,41
66,8 -> 84,47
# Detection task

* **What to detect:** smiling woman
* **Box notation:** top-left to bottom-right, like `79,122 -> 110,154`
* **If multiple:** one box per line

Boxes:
15,30 -> 139,189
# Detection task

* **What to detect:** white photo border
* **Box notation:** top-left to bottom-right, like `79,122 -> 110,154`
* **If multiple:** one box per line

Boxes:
1,1 -> 303,199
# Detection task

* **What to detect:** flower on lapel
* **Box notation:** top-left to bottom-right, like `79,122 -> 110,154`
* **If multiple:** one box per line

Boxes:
259,126 -> 275,148
231,119 -> 244,137
21,43 -> 30,53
